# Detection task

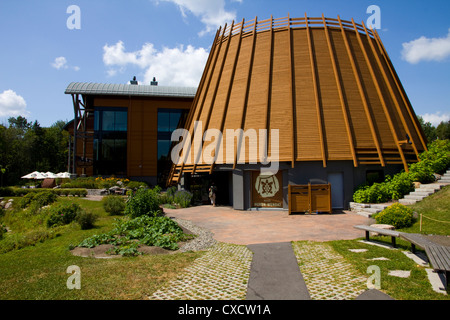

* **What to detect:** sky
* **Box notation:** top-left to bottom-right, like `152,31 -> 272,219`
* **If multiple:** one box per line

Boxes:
0,0 -> 449,127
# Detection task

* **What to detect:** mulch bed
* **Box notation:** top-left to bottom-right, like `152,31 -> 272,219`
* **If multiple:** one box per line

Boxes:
70,225 -> 194,259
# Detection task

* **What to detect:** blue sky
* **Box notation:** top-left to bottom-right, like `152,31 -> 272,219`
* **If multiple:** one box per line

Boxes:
0,0 -> 449,127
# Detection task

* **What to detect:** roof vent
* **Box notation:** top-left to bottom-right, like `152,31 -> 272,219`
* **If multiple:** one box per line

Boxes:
130,76 -> 138,85
150,77 -> 158,86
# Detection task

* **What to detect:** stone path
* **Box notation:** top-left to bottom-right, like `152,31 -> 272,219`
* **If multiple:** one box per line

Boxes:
149,243 -> 252,300
149,240 -> 373,300
292,241 -> 368,300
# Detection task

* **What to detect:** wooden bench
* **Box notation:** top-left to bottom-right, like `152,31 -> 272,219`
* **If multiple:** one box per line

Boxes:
354,225 -> 401,248
400,233 -> 450,288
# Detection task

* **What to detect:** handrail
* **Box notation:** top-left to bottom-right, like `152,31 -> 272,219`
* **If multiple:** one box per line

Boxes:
218,15 -> 374,42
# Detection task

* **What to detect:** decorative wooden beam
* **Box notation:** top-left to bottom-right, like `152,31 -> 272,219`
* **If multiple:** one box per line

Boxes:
305,13 -> 327,168
178,25 -> 226,182
351,18 -> 408,171
263,15 -> 274,168
361,21 -> 419,161
338,15 -> 385,167
322,14 -> 358,167
288,13 -> 296,168
193,20 -> 234,173
372,29 -> 428,152
209,18 -> 246,174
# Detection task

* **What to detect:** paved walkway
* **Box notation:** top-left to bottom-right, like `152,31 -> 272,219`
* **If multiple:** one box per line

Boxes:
147,206 -> 384,300
164,205 -> 368,245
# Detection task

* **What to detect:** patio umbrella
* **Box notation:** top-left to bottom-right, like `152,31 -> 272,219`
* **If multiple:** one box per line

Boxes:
21,171 -> 42,179
56,172 -> 71,178
44,172 -> 58,179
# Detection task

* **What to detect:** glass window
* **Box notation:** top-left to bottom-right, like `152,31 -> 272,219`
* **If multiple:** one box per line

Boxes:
115,111 -> 127,131
94,107 -> 127,175
157,111 -> 170,132
158,140 -> 171,161
102,111 -> 116,131
170,112 -> 182,131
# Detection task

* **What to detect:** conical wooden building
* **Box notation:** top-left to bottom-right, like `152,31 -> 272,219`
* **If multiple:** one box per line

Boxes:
168,15 -> 427,211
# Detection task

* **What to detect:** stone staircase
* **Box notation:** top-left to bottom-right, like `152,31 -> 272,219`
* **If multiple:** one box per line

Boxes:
350,169 -> 450,218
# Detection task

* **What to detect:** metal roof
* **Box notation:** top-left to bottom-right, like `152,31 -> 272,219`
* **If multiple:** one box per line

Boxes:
65,82 -> 197,98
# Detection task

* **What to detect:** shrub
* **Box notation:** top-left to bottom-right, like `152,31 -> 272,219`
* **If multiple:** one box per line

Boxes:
46,202 -> 82,228
126,181 -> 148,190
102,195 -> 125,215
75,210 -> 98,230
124,188 -> 161,218
174,190 -> 193,208
353,183 -> 390,204
374,203 -> 414,229
15,190 -> 58,209
385,172 -> 414,200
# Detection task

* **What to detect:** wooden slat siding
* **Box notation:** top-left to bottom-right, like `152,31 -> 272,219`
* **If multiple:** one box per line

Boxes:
351,19 -> 408,171
338,15 -> 385,167
244,23 -> 271,164
178,25 -> 227,181
264,15 -> 274,163
372,29 -> 428,153
292,29 -> 321,161
322,15 -> 357,167
288,13 -> 296,168
362,23 -> 420,161
233,17 -> 258,169
305,13 -> 327,167
313,21 -> 351,162
193,20 -> 235,172
208,19 -> 246,173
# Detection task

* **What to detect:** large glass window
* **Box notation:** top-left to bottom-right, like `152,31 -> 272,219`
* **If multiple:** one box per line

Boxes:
94,107 -> 128,176
157,108 -> 188,185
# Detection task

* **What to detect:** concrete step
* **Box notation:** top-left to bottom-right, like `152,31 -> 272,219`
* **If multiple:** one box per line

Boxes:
404,194 -> 426,201
370,204 -> 389,210
408,191 -> 434,197
355,210 -> 375,218
417,184 -> 442,191
399,198 -> 417,205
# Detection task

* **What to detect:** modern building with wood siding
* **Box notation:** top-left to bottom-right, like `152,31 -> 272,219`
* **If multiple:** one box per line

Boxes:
65,80 -> 195,186
167,15 -> 427,210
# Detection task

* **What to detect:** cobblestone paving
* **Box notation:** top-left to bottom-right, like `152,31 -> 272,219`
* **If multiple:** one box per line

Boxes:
149,242 -> 253,300
292,241 -> 368,300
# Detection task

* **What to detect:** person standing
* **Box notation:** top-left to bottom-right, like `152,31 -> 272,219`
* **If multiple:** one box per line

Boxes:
209,182 -> 217,207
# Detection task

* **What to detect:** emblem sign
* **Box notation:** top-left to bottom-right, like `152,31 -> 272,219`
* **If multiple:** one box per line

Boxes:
252,171 -> 283,208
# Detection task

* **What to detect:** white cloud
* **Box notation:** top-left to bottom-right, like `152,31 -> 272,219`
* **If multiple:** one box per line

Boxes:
51,56 -> 80,71
421,111 -> 450,127
402,29 -> 450,64
0,90 -> 28,118
103,41 -> 209,87
52,56 -> 68,70
159,0 -> 237,36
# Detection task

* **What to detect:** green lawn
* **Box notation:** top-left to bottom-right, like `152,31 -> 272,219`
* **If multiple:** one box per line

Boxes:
329,185 -> 450,300
0,197 -> 201,300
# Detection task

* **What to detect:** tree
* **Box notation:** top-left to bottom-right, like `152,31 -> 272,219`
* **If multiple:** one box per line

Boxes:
436,121 -> 450,140
417,116 -> 437,143
0,117 -> 70,186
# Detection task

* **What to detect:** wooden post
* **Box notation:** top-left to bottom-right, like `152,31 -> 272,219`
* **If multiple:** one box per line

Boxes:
420,213 -> 422,232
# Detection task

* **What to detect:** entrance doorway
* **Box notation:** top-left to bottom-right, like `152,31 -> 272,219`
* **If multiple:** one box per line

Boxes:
328,172 -> 344,209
